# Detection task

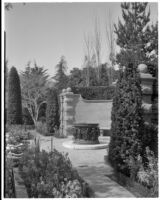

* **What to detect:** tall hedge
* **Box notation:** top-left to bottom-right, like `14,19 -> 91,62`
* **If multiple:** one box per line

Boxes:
46,89 -> 60,134
7,67 -> 22,124
71,86 -> 115,100
108,63 -> 144,177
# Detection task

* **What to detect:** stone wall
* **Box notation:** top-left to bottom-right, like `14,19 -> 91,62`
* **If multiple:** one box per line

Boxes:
59,65 -> 156,136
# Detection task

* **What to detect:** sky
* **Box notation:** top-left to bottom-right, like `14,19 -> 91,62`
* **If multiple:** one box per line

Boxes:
5,2 -> 158,77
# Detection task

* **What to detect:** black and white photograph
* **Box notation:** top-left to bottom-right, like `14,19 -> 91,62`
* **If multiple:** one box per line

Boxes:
2,0 -> 159,198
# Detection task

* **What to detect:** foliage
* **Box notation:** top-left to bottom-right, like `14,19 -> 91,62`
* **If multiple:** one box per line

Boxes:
19,148 -> 90,197
71,86 -> 115,100
141,123 -> 158,157
126,147 -> 158,197
53,56 -> 68,93
108,62 -> 144,176
68,65 -> 115,88
46,89 -> 60,134
22,107 -> 34,125
21,62 -> 48,125
5,125 -> 31,169
6,125 -> 33,142
7,67 -> 22,124
68,68 -> 86,87
137,147 -> 158,197
99,64 -> 110,86
115,2 -> 151,67
4,60 -> 8,109
6,124 -> 35,133
36,121 -> 48,136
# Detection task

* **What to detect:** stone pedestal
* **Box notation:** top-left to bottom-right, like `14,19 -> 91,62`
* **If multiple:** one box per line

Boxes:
59,88 -> 75,137
139,64 -> 156,123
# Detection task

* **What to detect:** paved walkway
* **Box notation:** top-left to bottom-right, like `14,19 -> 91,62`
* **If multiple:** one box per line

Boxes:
31,131 -> 135,198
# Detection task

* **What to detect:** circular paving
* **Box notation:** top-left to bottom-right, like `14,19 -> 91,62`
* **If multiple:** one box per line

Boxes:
62,140 -> 109,150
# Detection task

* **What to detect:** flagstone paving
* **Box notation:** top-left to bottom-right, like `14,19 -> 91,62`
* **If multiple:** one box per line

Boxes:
31,131 -> 135,198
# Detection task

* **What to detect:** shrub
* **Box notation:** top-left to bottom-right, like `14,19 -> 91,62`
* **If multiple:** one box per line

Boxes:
7,67 -> 22,124
19,148 -> 90,197
126,147 -> 158,197
46,89 -> 60,134
137,147 -> 158,197
6,125 -> 33,143
71,86 -> 115,100
36,121 -> 48,136
108,63 -> 144,176
22,107 -> 34,125
141,123 -> 158,157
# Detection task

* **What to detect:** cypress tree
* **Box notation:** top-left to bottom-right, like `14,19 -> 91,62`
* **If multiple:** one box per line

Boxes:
115,2 -> 150,67
7,67 -> 22,124
46,89 -> 60,134
108,62 -> 144,177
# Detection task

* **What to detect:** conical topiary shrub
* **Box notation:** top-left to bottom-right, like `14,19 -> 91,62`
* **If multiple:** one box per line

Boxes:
7,67 -> 22,124
108,63 -> 144,177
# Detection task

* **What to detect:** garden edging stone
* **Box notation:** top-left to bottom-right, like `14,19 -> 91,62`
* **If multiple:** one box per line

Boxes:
13,167 -> 28,198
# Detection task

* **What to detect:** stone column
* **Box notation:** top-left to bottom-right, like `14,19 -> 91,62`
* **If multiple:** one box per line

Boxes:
59,88 -> 75,137
138,64 -> 156,123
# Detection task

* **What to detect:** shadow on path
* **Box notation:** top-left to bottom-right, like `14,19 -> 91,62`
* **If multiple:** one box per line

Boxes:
77,165 -> 135,198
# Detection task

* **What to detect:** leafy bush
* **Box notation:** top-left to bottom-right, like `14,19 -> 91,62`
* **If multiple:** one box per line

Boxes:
108,63 -> 144,176
7,67 -> 22,124
137,147 -> 158,197
36,121 -> 48,136
19,148 -> 90,198
71,86 -> 115,100
141,123 -> 158,157
126,147 -> 158,197
46,89 -> 60,134
6,125 -> 33,143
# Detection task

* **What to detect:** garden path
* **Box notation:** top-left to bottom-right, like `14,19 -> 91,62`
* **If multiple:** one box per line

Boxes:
31,131 -> 135,198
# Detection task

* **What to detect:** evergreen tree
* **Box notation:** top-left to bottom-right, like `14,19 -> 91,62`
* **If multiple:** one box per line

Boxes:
53,56 -> 68,93
108,62 -> 144,177
115,2 -> 150,67
7,67 -> 22,124
46,89 -> 60,134
68,68 -> 86,87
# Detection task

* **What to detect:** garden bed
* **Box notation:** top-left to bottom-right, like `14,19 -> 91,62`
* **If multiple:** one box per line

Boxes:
19,147 -> 91,198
